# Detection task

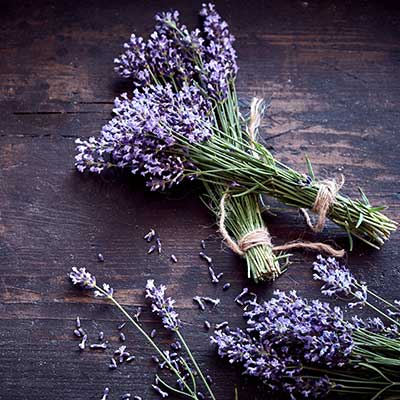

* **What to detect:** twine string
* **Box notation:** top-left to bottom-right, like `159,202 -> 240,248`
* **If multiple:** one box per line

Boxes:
301,175 -> 345,232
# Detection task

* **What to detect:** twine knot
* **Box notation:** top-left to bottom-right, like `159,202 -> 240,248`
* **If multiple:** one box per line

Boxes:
301,175 -> 345,232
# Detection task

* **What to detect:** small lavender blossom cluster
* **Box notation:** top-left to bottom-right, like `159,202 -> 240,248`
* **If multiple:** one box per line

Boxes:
76,83 -> 212,190
313,255 -> 367,308
114,4 -> 237,98
212,290 -> 355,399
145,279 -> 181,331
75,3 -> 238,190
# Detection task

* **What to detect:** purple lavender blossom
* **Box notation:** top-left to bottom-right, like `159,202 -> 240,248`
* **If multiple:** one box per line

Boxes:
69,267 -> 96,289
313,256 -> 368,308
145,279 -> 181,331
199,3 -> 238,99
75,83 -> 213,190
211,290 -> 353,398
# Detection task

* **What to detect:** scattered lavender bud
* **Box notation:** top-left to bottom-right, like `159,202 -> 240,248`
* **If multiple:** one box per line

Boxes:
222,283 -> 231,291
216,272 -> 224,280
98,253 -> 104,262
208,266 -> 219,284
152,384 -> 168,398
193,296 -> 205,311
114,345 -> 127,356
78,334 -> 87,350
156,238 -> 162,254
150,329 -> 157,338
200,240 -> 206,250
76,316 -> 81,328
133,397 -> 142,400
170,254 -> 178,263
197,392 -> 205,400
98,331 -> 104,341
73,329 -> 81,338
118,322 -> 126,330
170,341 -> 181,350
148,245 -> 156,254
126,355 -> 136,362
234,288 -> 249,304
152,355 -> 160,364
120,332 -> 126,342
201,296 -> 220,308
206,375 -> 213,384
90,343 -> 108,350
78,327 -> 86,336
101,387 -> 109,400
133,307 -> 142,321
204,320 -> 211,330
215,321 -> 228,330
199,252 -> 212,265
109,358 -> 117,369
144,229 -> 156,242
120,395 -> 131,400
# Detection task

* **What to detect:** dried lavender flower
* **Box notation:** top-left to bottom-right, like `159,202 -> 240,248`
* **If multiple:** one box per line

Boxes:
126,355 -> 136,362
201,296 -> 220,308
69,267 -> 96,289
199,252 -> 213,264
98,331 -> 104,341
204,320 -> 211,330
156,238 -> 162,254
78,334 -> 87,350
119,332 -> 126,342
73,329 -> 81,338
313,256 -> 367,308
76,316 -> 81,328
109,358 -> 117,369
193,296 -> 205,311
101,387 -> 110,400
215,321 -> 228,330
200,240 -> 206,250
98,253 -> 104,262
150,328 -> 157,338
120,394 -> 131,400
118,322 -> 127,330
90,343 -> 108,350
208,265 -> 219,283
144,229 -> 156,242
222,283 -> 231,291
94,283 -> 114,298
152,384 -> 168,398
145,280 -> 181,331
148,245 -> 156,254
170,254 -> 178,263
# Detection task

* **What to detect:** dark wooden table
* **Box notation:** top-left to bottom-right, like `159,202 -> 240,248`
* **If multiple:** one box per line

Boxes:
1,1 -> 399,399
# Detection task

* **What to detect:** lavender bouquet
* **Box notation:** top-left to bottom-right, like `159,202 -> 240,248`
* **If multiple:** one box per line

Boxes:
212,257 -> 400,399
75,4 -> 396,281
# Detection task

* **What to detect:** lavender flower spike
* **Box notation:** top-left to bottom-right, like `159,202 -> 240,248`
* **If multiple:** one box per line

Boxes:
313,255 -> 367,308
69,267 -> 96,289
145,280 -> 181,331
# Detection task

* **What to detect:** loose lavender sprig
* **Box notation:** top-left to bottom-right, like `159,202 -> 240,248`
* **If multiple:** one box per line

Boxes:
69,268 -> 216,400
314,256 -> 400,327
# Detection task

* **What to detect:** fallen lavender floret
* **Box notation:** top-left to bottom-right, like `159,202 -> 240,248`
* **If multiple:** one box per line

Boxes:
78,334 -> 87,350
109,358 -> 117,369
101,387 -> 109,400
133,307 -> 142,321
199,252 -> 213,265
215,321 -> 228,330
152,355 -> 160,364
222,283 -> 231,291
114,345 -> 127,356
208,265 -> 219,283
201,296 -> 220,308
133,397 -> 142,400
94,283 -> 114,298
150,328 -> 157,338
148,245 -> 156,254
193,296 -> 206,311
170,254 -> 178,263
206,375 -> 213,384
98,331 -> 104,341
144,229 -> 156,242
234,288 -> 248,305
120,394 -> 131,400
204,320 -> 211,330
98,253 -> 104,262
170,341 -> 181,350
156,238 -> 162,254
197,392 -> 205,400
90,343 -> 108,350
78,327 -> 86,336
118,322 -> 127,330
216,272 -> 223,280
120,332 -> 126,342
76,316 -> 81,328
200,240 -> 206,250
73,329 -> 81,338
152,384 -> 168,398
126,355 -> 136,362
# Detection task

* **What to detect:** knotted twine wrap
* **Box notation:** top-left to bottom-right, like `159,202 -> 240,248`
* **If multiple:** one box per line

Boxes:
300,175 -> 345,232
218,97 -> 345,260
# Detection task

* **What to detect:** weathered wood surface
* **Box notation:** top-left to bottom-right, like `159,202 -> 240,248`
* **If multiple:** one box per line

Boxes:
0,0 -> 399,399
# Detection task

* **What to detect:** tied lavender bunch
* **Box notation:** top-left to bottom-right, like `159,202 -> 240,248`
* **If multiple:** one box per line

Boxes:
75,4 -> 396,283
69,267 -> 216,400
212,258 -> 400,399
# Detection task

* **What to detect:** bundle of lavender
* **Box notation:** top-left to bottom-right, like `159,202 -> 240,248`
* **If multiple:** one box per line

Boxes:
75,4 -> 396,281
212,257 -> 400,399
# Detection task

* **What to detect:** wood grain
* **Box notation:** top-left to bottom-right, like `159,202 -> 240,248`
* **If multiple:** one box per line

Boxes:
0,0 -> 399,399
